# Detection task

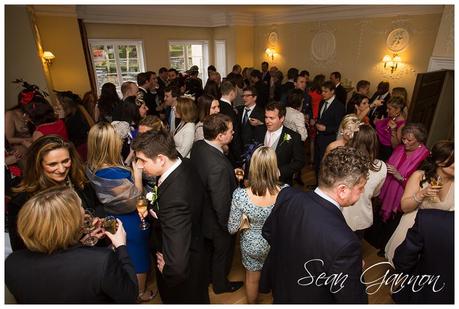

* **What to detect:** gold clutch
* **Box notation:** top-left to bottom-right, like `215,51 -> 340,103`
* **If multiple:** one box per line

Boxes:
239,213 -> 251,231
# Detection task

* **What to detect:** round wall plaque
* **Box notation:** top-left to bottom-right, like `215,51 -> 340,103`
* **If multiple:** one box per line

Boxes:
311,31 -> 336,61
386,28 -> 410,53
268,31 -> 279,45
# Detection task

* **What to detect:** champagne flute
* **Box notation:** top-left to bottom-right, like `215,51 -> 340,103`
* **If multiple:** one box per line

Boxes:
429,175 -> 443,203
137,196 -> 150,230
81,208 -> 99,246
235,168 -> 245,187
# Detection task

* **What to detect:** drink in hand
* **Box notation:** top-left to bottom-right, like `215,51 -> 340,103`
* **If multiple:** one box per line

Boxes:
137,196 -> 150,230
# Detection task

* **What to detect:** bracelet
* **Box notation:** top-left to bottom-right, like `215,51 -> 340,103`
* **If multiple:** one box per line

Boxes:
413,192 -> 423,204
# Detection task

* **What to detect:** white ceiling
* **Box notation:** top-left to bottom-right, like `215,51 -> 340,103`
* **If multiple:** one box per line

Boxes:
31,5 -> 445,27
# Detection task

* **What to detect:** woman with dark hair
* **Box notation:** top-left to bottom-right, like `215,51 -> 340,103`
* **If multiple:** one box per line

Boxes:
8,135 -> 101,251
385,140 -> 454,263
343,124 -> 387,237
55,90 -> 94,161
352,94 -> 371,124
194,94 -> 220,141
95,82 -> 120,123
374,96 -> 406,161
23,98 -> 68,142
174,97 -> 198,158
81,91 -> 97,122
374,123 -> 430,256
5,186 -> 138,303
203,79 -> 221,100
307,74 -> 325,165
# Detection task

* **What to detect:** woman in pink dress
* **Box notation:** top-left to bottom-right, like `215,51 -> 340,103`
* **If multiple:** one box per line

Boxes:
307,74 -> 325,165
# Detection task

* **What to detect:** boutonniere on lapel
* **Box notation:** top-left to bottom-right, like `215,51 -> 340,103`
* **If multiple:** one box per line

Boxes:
146,185 -> 159,218
279,133 -> 292,147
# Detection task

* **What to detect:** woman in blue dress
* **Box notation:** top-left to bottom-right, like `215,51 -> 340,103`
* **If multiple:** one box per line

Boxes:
228,146 -> 287,304
86,122 -> 154,302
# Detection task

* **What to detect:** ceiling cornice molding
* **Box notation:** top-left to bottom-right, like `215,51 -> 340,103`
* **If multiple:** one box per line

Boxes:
254,5 -> 445,25
32,5 -> 444,27
31,5 -> 77,17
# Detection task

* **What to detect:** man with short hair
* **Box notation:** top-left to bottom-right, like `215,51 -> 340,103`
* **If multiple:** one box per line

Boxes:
264,102 -> 305,185
167,68 -> 178,85
260,146 -> 369,303
190,113 -> 243,295
330,71 -> 347,105
250,69 -> 269,109
163,86 -> 180,132
121,81 -> 139,100
185,65 -> 203,98
220,81 -> 241,166
132,130 -> 209,304
137,71 -> 159,116
261,61 -> 271,85
315,81 -> 346,179
237,86 -> 266,150
280,67 -> 299,99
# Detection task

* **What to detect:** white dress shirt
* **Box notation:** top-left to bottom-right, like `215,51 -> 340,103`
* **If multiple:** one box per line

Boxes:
264,126 -> 283,148
314,187 -> 342,211
320,95 -> 336,118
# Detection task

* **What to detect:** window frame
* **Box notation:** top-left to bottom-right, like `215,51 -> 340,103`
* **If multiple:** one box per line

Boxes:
88,39 -> 146,95
168,40 -> 209,81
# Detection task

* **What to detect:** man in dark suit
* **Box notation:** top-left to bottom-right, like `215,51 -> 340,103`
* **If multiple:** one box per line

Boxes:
132,130 -> 209,304
250,69 -> 270,109
137,71 -> 159,116
219,80 -> 241,166
368,81 -> 391,125
261,61 -> 271,85
157,67 -> 168,103
185,65 -> 203,98
263,102 -> 305,185
330,71 -> 347,105
393,209 -> 454,304
279,67 -> 298,100
260,147 -> 369,303
190,113 -> 243,294
314,80 -> 346,179
236,86 -> 266,153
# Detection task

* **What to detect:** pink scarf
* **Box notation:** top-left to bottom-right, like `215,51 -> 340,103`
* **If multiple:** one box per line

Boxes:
379,144 -> 429,222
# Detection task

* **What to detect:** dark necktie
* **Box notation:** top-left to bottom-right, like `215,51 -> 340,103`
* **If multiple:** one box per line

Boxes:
242,108 -> 250,125
320,101 -> 329,118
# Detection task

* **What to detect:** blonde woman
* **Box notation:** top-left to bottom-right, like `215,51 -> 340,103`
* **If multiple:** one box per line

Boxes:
85,122 -> 155,302
324,113 -> 361,156
173,97 -> 198,158
5,186 -> 138,303
228,147 -> 288,304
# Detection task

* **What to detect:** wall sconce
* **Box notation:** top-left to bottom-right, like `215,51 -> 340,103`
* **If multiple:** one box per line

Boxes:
43,51 -> 55,65
382,53 -> 401,74
265,48 -> 276,61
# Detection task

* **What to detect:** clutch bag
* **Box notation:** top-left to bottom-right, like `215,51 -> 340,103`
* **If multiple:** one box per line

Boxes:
239,213 -> 251,231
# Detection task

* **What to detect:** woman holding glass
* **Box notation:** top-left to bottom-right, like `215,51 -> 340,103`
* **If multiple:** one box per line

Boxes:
385,140 -> 454,263
228,147 -> 288,303
8,135 -> 101,251
85,122 -> 154,302
5,186 -> 138,303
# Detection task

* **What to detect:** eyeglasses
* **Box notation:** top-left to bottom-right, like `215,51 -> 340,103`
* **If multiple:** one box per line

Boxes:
242,94 -> 254,97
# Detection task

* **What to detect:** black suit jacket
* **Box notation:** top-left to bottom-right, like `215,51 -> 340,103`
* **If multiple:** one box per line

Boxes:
190,140 -> 237,238
260,188 -> 367,304
369,92 -> 391,124
393,209 -> 454,304
152,158 -> 209,303
219,99 -> 242,166
254,80 -> 270,109
272,126 -> 305,184
262,71 -> 271,85
5,245 -> 138,303
236,105 -> 266,151
138,88 -> 159,116
317,98 -> 346,136
334,84 -> 347,106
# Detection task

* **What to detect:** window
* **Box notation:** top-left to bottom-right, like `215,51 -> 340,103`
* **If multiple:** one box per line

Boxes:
214,40 -> 227,77
89,40 -> 145,95
168,40 -> 209,81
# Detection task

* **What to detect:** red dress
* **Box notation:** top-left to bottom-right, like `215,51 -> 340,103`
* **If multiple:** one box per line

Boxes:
36,119 -> 69,141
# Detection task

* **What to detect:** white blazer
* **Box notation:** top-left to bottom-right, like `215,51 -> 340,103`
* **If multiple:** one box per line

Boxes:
174,121 -> 196,158
284,107 -> 308,141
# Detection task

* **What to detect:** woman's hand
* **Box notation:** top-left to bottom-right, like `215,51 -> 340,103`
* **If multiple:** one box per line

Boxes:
104,218 -> 127,248
386,164 -> 403,182
248,118 -> 263,126
416,184 -> 441,201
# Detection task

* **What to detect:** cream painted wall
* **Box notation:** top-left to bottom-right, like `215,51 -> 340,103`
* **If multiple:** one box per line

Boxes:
85,23 -> 214,74
254,14 -> 443,106
5,6 -> 49,110
432,5 -> 454,58
214,26 -> 236,74
35,15 -> 91,98
234,26 -> 254,69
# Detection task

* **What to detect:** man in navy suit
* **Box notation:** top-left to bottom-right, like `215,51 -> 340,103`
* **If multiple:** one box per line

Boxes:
263,102 -> 305,185
314,80 -> 345,180
260,146 -> 369,303
330,71 -> 347,105
393,209 -> 454,304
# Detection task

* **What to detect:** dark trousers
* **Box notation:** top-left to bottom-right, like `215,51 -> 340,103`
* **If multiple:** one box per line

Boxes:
205,230 -> 236,292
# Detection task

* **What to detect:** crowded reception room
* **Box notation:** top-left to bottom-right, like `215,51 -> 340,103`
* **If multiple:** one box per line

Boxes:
4,4 -> 454,304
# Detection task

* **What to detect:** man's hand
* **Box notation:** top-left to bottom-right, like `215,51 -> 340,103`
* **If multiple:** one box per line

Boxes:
156,252 -> 165,273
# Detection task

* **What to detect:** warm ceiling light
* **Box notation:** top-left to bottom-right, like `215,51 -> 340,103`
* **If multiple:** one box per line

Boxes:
382,53 -> 401,74
43,51 -> 55,65
265,48 -> 275,61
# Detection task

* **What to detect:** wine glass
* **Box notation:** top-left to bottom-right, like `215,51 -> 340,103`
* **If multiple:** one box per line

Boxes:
235,168 -> 245,187
429,175 -> 443,203
102,216 -> 117,234
81,208 -> 99,246
137,196 -> 150,230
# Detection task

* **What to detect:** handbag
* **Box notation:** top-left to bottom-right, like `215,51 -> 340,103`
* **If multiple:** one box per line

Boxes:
239,213 -> 251,231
